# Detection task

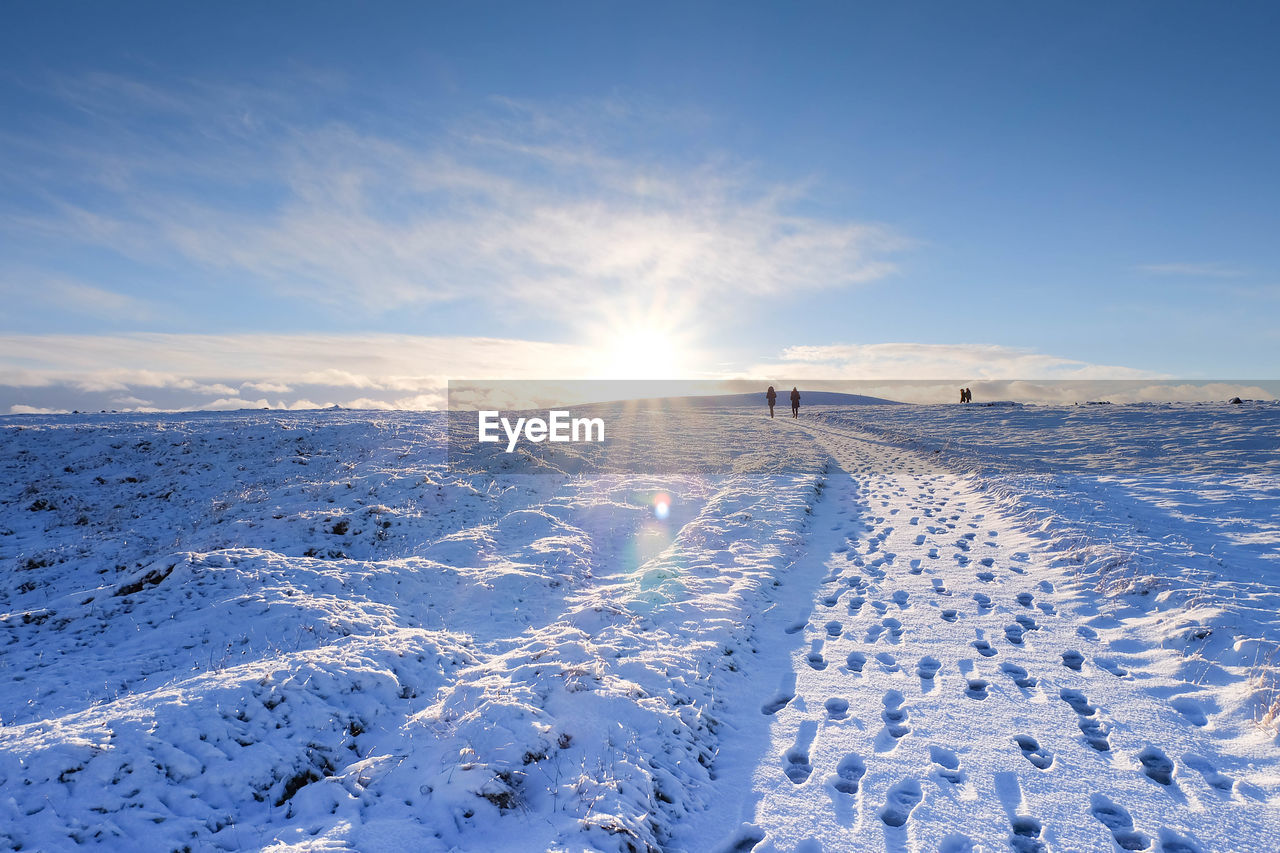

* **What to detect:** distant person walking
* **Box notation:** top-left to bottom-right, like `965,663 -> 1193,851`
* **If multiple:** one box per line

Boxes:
960,387 -> 966,404
790,386 -> 801,418
766,385 -> 777,418
964,387 -> 972,403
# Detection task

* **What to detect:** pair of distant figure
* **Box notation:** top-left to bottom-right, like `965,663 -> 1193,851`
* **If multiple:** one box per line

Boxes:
766,385 -> 800,418
960,387 -> 973,403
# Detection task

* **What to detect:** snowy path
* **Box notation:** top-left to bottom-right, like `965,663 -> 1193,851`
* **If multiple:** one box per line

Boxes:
681,419 -> 1277,853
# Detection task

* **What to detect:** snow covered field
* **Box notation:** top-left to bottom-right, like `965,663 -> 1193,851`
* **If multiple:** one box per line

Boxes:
1,402 -> 1277,852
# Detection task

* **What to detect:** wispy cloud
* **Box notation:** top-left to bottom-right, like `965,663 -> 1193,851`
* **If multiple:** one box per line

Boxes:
1137,262 -> 1245,278
0,77 -> 906,335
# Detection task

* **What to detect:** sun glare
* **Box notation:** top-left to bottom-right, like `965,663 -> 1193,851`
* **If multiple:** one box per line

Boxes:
597,322 -> 689,379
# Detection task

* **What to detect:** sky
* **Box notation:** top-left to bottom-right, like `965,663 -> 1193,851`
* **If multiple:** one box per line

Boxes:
2,1 -> 1278,412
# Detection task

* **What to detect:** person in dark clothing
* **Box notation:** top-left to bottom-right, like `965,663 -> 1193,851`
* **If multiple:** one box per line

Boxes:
960,387 -> 967,404
790,386 -> 801,418
766,385 -> 777,418
964,387 -> 972,403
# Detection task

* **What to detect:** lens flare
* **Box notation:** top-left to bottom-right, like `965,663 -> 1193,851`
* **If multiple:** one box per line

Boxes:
653,492 -> 671,520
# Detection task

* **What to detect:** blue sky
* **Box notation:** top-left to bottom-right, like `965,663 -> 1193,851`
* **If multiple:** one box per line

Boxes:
1,1 -> 1278,411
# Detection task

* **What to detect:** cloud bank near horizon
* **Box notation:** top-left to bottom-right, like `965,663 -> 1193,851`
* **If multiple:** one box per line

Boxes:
2,333 -> 1272,414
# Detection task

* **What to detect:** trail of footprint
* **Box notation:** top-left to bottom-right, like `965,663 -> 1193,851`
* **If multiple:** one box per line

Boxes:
892,590 -> 910,609
932,578 -> 950,595
882,617 -> 904,642
1016,592 -> 1034,608
879,779 -> 923,828
1005,624 -> 1026,645
762,672 -> 798,715
825,620 -> 843,637
940,608 -> 958,622
876,652 -> 900,673
831,752 -> 866,795
929,745 -> 964,784
1013,735 -> 1053,770
1090,794 -> 1150,850
976,571 -> 996,583
783,720 -> 818,784
846,651 -> 867,674
825,697 -> 849,720
1061,650 -> 1084,671
973,592 -> 993,611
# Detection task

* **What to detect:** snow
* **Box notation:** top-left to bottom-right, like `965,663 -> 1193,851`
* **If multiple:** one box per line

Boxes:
1,402 -> 1278,851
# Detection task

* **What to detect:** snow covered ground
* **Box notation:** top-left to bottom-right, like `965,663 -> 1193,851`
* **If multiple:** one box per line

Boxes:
1,402 -> 1277,852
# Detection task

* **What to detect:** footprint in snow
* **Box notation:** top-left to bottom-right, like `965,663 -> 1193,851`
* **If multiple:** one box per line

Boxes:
1157,828 -> 1206,853
783,720 -> 818,784
1181,754 -> 1233,792
761,672 -> 797,715
831,752 -> 866,795
976,571 -> 996,583
820,593 -> 841,608
940,608 -> 958,622
965,677 -> 989,700
972,638 -> 998,657
913,534 -> 926,545
929,745 -> 964,784
1090,794 -> 1150,851
1013,734 -> 1053,770
1059,688 -> 1112,751
1061,650 -> 1085,671
973,593 -> 993,611
1016,592 -> 1034,608
876,652 -> 900,673
846,650 -> 866,674
1005,624 -> 1026,645
1001,663 -> 1037,689
879,779 -> 923,827
825,697 -> 849,720
1076,625 -> 1098,640
806,639 -> 827,671
1095,657 -> 1129,678
784,617 -> 808,635
824,620 -> 843,637
1169,696 -> 1208,727
1014,614 -> 1039,632
979,556 -> 994,567
1008,815 -> 1048,853
932,578 -> 949,595
1137,745 -> 1174,785
882,617 -> 904,641
881,690 -> 910,739
916,656 -> 941,680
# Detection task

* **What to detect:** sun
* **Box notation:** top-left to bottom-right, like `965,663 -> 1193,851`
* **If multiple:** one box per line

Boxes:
600,323 -> 685,379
